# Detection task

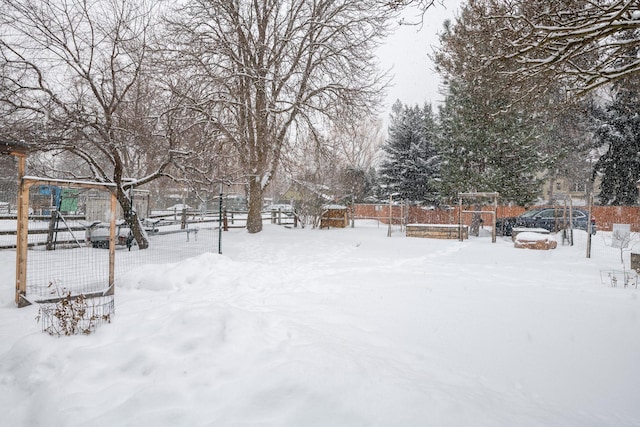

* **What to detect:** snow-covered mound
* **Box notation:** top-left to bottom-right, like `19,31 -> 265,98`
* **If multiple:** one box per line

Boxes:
0,223 -> 638,426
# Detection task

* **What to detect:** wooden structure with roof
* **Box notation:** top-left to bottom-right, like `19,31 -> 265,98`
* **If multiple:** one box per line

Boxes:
320,204 -> 349,229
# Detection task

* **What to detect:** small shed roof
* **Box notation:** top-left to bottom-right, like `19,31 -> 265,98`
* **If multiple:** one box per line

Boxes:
0,140 -> 30,156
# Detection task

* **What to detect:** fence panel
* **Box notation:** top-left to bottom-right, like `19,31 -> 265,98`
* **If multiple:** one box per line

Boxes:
354,204 -> 640,233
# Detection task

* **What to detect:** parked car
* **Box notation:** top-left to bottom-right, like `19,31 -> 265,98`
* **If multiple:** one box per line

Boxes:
85,221 -> 133,248
496,207 -> 596,236
264,203 -> 295,215
166,204 -> 191,212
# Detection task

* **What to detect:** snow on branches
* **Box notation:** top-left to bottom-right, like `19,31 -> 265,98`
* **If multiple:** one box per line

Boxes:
500,0 -> 640,94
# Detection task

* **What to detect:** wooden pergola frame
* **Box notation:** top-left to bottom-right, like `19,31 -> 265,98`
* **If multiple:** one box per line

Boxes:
457,192 -> 499,243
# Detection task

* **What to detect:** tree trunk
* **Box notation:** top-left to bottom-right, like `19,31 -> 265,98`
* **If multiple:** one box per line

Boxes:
116,186 -> 149,249
246,179 -> 264,233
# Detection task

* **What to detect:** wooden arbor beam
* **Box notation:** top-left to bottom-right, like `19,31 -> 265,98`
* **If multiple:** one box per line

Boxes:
457,192 -> 500,243
0,140 -> 30,157
0,141 -> 30,306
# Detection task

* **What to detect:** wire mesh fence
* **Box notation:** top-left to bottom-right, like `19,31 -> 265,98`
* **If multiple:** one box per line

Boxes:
4,175 -> 640,307
19,187 -> 229,302
18,184 -> 115,302
1,172 -> 294,308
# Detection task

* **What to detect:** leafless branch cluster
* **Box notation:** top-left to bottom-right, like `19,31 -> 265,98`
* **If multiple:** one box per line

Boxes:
498,0 -> 640,93
0,0 -> 406,235
0,0 -> 182,246
163,0 -> 392,231
382,0 -> 439,11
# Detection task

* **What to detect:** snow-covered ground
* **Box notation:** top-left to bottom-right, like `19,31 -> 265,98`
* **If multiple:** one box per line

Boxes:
1,221 -> 639,427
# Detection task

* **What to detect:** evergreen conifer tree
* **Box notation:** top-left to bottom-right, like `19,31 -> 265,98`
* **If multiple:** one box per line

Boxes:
437,80 -> 544,205
593,81 -> 640,205
433,0 -> 551,205
592,28 -> 640,206
377,100 -> 440,203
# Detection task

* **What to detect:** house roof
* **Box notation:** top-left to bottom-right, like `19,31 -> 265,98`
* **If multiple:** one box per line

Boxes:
289,178 -> 333,201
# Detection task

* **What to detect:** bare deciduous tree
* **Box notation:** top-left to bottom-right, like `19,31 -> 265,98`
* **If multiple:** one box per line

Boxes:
165,0 -> 393,233
384,0 -> 441,12
0,0 -> 188,248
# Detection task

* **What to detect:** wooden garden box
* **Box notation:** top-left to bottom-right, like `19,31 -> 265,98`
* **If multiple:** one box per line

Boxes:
406,224 -> 468,240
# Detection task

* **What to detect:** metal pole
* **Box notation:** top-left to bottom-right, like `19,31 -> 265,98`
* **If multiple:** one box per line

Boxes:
586,194 -> 593,258
218,183 -> 223,254
351,187 -> 355,228
569,196 -> 574,246
387,194 -> 392,237
458,195 -> 463,242
492,193 -> 497,243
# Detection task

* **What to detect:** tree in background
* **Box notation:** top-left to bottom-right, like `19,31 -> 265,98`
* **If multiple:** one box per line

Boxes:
279,114 -> 382,227
433,0 -> 547,205
436,80 -> 545,205
497,0 -> 640,94
538,95 -> 599,204
377,100 -> 440,204
592,73 -> 640,204
166,0 -> 393,233
0,0 -> 187,249
327,117 -> 384,203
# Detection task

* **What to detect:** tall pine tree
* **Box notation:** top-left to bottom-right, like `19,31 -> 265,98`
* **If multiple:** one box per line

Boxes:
437,80 -> 544,205
593,80 -> 640,205
378,100 -> 440,203
433,0 -> 550,204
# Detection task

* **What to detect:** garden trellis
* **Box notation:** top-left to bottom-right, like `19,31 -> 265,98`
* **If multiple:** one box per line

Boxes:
15,176 -> 118,308
457,192 -> 499,243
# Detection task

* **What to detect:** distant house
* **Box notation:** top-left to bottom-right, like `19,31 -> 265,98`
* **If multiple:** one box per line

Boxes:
540,174 -> 601,206
281,179 -> 334,207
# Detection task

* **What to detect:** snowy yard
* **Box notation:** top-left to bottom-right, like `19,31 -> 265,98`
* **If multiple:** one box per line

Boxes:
0,221 -> 639,427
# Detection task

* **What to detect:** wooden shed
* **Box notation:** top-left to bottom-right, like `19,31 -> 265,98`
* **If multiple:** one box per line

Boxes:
320,204 -> 349,229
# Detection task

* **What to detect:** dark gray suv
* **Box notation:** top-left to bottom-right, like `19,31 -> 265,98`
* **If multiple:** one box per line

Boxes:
496,207 -> 596,236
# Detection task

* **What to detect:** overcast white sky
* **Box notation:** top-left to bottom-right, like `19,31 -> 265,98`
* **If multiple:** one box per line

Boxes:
377,1 -> 464,116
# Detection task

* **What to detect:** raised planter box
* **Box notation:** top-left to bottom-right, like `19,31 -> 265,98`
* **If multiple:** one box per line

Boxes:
511,227 -> 550,241
406,224 -> 468,240
514,231 -> 557,250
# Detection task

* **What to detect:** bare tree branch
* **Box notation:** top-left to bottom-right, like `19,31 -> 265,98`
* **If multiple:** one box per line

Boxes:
0,0 -> 188,248
497,0 -> 640,93
164,0 -> 394,232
